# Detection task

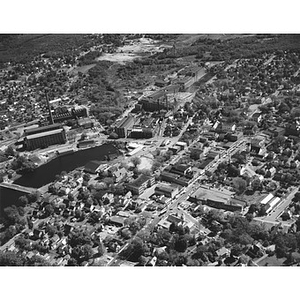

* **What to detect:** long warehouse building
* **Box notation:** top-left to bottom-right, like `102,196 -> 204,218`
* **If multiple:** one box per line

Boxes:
23,124 -> 66,150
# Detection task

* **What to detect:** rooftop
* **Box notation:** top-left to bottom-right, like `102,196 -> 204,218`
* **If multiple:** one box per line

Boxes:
190,186 -> 234,203
84,160 -> 103,172
128,174 -> 153,188
116,115 -> 135,129
25,128 -> 64,140
24,123 -> 63,136
155,184 -> 178,193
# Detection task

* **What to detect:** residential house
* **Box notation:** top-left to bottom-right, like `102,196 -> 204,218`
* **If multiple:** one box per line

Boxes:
250,138 -> 266,156
102,193 -> 114,205
64,224 -> 73,235
33,228 -> 44,239
50,234 -> 61,250
59,186 -> 70,195
169,145 -> 181,154
216,247 -> 230,259
111,167 -> 127,183
176,141 -> 187,150
83,203 -> 94,213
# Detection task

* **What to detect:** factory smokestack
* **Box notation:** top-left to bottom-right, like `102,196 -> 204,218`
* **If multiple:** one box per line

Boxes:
46,92 -> 54,125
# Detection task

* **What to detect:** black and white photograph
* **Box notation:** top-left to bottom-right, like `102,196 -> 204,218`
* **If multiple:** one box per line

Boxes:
0,1 -> 299,299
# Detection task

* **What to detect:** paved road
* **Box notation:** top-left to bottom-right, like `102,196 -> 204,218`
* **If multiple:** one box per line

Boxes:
265,187 -> 298,222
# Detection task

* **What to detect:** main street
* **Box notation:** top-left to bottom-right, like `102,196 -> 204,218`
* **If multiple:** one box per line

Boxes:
263,187 -> 298,223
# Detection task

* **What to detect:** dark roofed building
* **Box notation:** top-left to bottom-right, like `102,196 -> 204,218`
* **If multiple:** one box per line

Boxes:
84,160 -> 103,174
155,184 -> 179,198
170,164 -> 192,177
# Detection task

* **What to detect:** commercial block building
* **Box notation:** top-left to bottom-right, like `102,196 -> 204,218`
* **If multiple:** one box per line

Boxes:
125,174 -> 155,195
51,106 -> 88,123
160,171 -> 190,187
130,127 -> 153,139
188,186 -> 245,212
155,184 -> 179,198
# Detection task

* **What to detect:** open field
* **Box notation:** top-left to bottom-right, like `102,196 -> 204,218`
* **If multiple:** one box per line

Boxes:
68,63 -> 96,75
137,156 -> 153,171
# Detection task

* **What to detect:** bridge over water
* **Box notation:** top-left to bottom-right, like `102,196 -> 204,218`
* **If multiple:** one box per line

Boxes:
0,182 -> 37,194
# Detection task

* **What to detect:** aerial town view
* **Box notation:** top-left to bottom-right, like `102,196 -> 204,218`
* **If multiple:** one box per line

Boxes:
2,33 -> 300,267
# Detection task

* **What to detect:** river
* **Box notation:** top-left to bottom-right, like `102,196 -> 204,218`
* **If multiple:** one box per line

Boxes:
0,143 -> 119,218
14,143 -> 119,188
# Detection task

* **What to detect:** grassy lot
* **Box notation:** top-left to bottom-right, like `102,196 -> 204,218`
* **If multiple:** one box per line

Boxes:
240,191 -> 267,206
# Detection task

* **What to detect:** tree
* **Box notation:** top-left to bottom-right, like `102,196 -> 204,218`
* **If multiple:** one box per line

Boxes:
121,228 -> 132,239
156,228 -> 172,246
281,211 -> 290,221
3,205 -> 22,225
5,146 -> 15,157
45,224 -> 57,237
10,156 -> 36,174
131,156 -> 141,167
138,255 -> 148,266
227,164 -> 239,177
125,217 -> 144,234
59,171 -> 67,178
233,177 -> 247,195
15,236 -> 30,251
274,136 -> 285,146
119,237 -> 145,262
251,178 -> 261,191
48,184 -> 58,195
88,211 -> 101,224
0,251 -> 24,266
44,204 -> 54,216
109,132 -> 119,139
83,173 -> 91,182
69,229 -> 92,247
27,191 -> 40,203
152,161 -> 161,172
98,241 -> 106,257
27,255 -> 50,266
174,236 -> 188,252
82,244 -> 94,261
19,195 -> 28,207
67,257 -> 78,266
